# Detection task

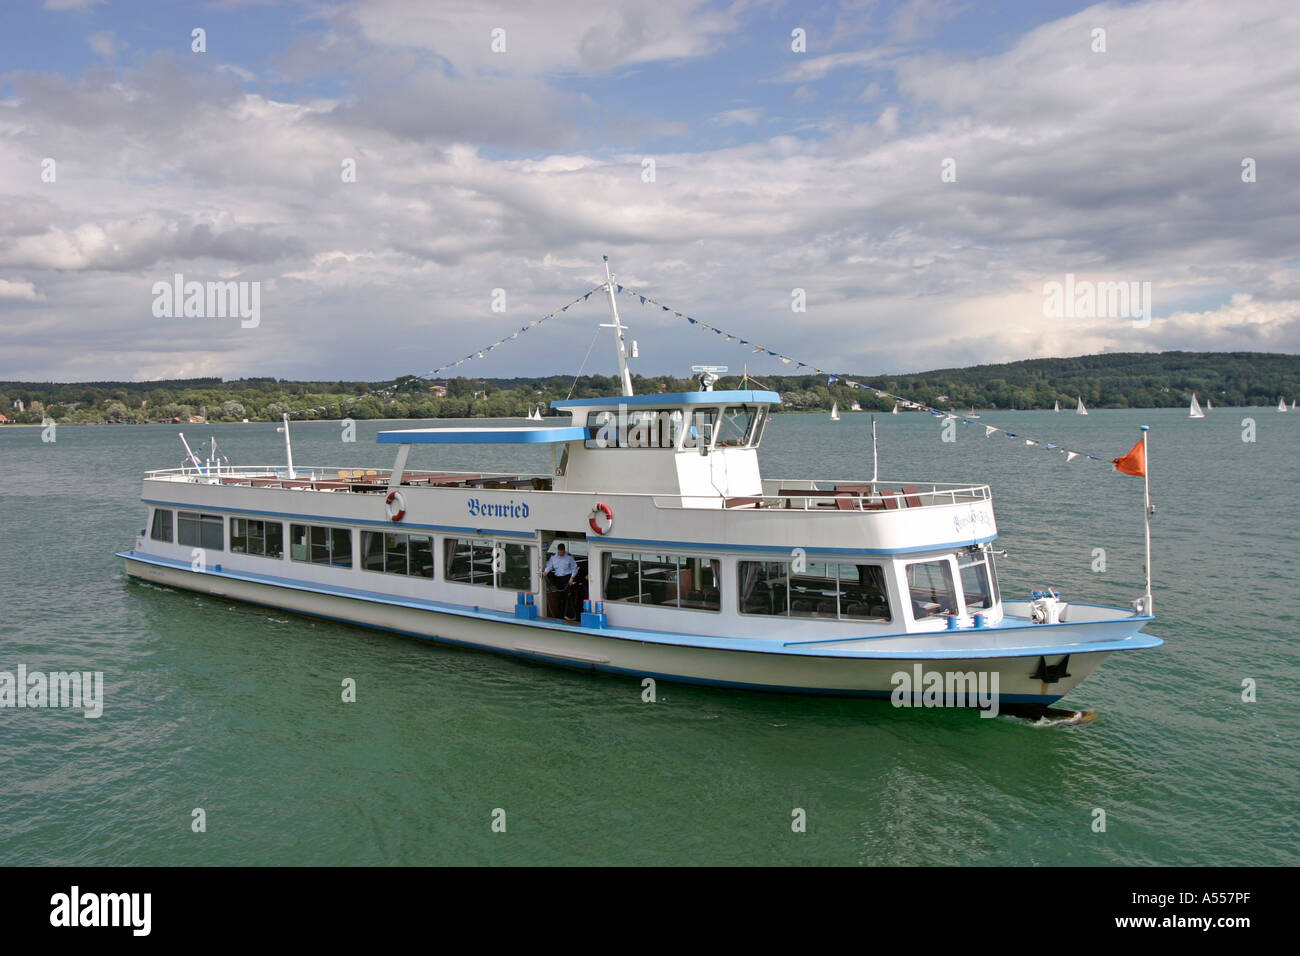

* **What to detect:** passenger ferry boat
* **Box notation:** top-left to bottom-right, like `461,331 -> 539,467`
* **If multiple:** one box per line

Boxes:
119,263 -> 1160,710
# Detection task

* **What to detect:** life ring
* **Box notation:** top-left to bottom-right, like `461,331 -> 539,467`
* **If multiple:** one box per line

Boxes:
588,502 -> 614,535
385,490 -> 406,522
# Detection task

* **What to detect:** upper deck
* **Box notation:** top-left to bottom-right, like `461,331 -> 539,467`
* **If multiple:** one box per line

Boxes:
141,463 -> 990,513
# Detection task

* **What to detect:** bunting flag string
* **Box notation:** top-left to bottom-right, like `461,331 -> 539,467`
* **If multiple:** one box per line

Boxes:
284,284 -> 604,418
614,283 -> 1113,466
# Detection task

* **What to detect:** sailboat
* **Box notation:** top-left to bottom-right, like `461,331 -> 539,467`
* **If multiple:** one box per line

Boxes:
891,401 -> 899,415
1189,394 -> 1204,419
829,402 -> 840,421
1054,400 -> 1061,413
1279,398 -> 1288,412
1076,397 -> 1088,415
1206,398 -> 1213,410
528,406 -> 544,421
1293,400 -> 1297,410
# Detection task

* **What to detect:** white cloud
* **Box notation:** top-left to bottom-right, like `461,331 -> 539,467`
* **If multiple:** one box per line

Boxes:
87,31 -> 122,59
711,107 -> 762,127
0,279 -> 41,301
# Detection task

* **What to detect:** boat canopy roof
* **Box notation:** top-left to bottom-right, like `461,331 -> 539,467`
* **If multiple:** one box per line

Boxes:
377,426 -> 587,445
551,389 -> 779,410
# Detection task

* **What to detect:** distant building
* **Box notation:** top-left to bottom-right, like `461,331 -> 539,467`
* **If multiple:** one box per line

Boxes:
12,400 -> 23,412
429,383 -> 448,397
0,413 -> 9,423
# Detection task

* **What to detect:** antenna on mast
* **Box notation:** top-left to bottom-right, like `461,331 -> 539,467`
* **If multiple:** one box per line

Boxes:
600,256 -> 634,397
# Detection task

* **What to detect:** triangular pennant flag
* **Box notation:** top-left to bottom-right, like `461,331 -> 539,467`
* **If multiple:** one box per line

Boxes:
1046,443 -> 1057,450
686,317 -> 697,324
1025,439 -> 1037,446
639,296 -> 646,305
1111,439 -> 1146,477
1066,451 -> 1079,462
1005,431 -> 1015,437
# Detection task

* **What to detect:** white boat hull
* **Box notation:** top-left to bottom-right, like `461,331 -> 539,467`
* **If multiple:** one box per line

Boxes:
121,552 -> 1153,706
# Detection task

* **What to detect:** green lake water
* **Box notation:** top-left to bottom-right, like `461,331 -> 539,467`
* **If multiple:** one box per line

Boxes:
0,408 -> 1295,865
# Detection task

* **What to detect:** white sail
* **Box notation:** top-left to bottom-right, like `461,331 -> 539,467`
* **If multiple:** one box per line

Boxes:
1076,397 -> 1088,415
1206,398 -> 1212,410
1279,397 -> 1288,412
830,402 -> 840,421
891,401 -> 899,415
1054,400 -> 1060,412
1189,394 -> 1204,418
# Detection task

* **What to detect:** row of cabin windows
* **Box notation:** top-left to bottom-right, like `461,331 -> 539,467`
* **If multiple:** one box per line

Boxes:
148,508 -> 997,618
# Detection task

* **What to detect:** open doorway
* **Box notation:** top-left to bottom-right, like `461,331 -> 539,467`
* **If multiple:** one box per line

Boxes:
539,531 -> 589,622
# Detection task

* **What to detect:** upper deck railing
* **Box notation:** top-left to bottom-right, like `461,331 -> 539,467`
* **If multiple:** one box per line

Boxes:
142,465 -> 990,513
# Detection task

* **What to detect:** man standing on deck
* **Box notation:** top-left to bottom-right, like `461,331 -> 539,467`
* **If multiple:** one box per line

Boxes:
545,543 -> 580,620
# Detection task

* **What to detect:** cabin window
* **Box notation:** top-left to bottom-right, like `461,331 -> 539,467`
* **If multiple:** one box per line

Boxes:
230,518 -> 283,558
584,408 -> 682,449
602,551 -> 721,611
444,538 -> 533,588
715,405 -> 758,447
444,537 -> 494,587
498,542 -> 534,590
362,531 -> 434,578
289,523 -> 351,567
905,559 -> 958,620
178,511 -> 223,551
150,508 -> 173,543
958,553 -> 995,610
738,560 -> 891,621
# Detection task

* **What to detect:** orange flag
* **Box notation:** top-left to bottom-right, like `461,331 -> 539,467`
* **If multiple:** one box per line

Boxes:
1112,439 -> 1146,477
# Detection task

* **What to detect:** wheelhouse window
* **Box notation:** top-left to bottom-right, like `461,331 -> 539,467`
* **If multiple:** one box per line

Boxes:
958,549 -> 997,610
150,508 -> 173,543
603,551 -> 721,611
738,560 -> 890,621
715,405 -> 759,447
362,531 -> 434,578
289,523 -> 352,567
178,511 -> 223,551
230,517 -> 283,558
906,559 -> 958,620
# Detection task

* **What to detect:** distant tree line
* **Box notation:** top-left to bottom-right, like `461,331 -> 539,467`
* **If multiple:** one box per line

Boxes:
1,351 -> 1297,424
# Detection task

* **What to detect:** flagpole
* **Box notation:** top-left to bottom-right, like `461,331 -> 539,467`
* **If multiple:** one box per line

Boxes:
1140,424 -> 1152,615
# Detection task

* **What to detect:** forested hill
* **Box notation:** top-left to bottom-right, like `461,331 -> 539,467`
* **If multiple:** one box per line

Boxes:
1,351 -> 1296,424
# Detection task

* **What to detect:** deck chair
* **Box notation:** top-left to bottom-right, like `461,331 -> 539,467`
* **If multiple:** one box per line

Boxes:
879,488 -> 900,510
901,485 -> 923,508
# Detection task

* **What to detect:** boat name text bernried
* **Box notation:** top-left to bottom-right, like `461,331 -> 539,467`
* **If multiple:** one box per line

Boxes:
467,497 -> 529,519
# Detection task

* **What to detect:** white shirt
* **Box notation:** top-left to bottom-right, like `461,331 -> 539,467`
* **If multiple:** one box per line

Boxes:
545,552 -> 578,577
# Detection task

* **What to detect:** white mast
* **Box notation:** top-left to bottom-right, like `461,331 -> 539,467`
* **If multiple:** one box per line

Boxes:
277,413 -> 296,479
1140,425 -> 1153,615
178,432 -> 202,471
871,416 -> 878,483
600,256 -> 634,397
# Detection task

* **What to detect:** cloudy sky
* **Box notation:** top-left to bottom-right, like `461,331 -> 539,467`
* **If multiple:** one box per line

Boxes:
1,0 -> 1297,383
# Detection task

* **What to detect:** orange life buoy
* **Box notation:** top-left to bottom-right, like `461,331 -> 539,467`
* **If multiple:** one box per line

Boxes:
588,502 -> 614,535
385,490 -> 406,522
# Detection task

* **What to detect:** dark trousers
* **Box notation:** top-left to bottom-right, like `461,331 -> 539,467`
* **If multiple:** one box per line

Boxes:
546,573 -> 580,619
